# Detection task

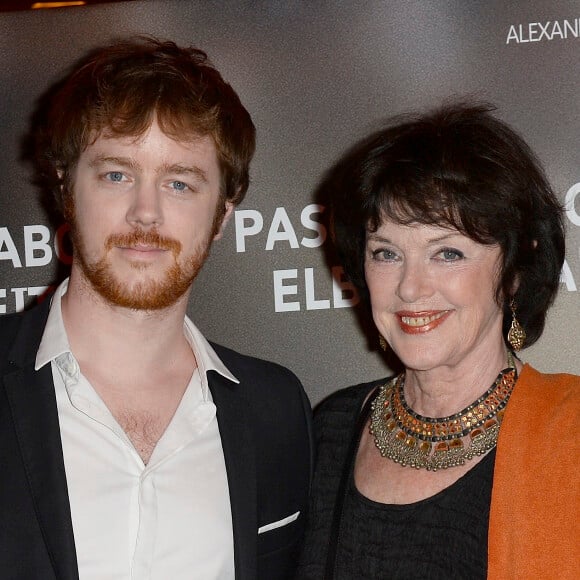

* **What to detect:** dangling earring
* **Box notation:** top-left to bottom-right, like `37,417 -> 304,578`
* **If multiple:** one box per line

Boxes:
379,335 -> 388,351
507,298 -> 526,351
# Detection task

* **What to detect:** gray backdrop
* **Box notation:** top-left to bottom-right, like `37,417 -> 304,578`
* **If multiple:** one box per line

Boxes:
1,0 -> 578,404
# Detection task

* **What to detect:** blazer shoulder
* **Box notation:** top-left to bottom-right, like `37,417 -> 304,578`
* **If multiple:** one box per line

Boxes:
315,376 -> 389,416
210,342 -> 302,386
0,311 -> 28,362
0,300 -> 51,370
0,310 -> 26,337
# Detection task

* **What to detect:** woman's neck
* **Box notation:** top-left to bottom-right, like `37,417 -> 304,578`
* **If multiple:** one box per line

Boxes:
402,347 -> 519,417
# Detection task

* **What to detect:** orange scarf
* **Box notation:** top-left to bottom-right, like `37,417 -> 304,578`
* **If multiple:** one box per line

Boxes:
488,364 -> 580,578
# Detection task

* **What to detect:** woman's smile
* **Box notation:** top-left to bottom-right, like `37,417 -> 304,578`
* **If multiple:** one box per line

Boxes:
396,310 -> 452,334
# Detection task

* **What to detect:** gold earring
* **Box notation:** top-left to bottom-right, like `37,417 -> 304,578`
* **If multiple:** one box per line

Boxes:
507,299 -> 526,351
379,335 -> 387,351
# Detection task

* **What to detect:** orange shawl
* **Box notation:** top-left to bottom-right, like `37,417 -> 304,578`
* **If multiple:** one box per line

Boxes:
488,364 -> 580,578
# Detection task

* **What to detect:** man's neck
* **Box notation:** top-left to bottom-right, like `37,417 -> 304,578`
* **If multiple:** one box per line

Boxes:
61,270 -> 193,379
61,272 -> 199,463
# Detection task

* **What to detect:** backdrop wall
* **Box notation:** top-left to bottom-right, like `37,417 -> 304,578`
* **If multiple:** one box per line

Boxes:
1,0 -> 578,404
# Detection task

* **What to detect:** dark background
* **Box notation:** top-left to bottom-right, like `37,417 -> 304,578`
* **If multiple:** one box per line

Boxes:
1,0 -> 578,403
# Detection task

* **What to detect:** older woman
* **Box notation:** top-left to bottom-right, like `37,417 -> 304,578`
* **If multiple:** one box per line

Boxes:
296,103 -> 579,579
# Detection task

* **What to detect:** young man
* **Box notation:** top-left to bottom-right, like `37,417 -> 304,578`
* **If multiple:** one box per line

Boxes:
0,37 -> 312,579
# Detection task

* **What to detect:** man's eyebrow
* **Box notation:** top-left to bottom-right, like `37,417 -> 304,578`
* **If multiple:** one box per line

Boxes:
88,155 -> 140,171
160,163 -> 209,183
86,157 -> 209,183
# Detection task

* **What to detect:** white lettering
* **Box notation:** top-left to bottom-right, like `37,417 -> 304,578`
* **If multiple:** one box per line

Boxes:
234,204 -> 329,252
27,285 -> 50,302
560,259 -> 577,292
507,18 -> 579,44
11,287 -> 28,312
506,24 -> 519,44
0,285 -> 54,313
266,207 -> 300,251
300,204 -> 326,248
273,266 -> 359,312
0,224 -> 74,268
234,209 -> 263,253
551,21 -> 564,40
564,19 -> 578,38
24,225 -> 52,267
537,21 -> 552,41
0,227 -> 22,268
332,266 -> 360,308
565,183 -> 580,226
304,268 -> 331,310
273,269 -> 300,312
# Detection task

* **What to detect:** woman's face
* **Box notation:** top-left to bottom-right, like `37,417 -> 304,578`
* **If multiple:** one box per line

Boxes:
365,219 -> 505,373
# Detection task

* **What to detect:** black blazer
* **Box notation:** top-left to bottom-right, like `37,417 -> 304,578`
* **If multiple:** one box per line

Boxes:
0,298 -> 313,579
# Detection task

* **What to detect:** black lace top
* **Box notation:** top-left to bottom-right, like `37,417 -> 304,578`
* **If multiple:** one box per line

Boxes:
296,381 -> 496,580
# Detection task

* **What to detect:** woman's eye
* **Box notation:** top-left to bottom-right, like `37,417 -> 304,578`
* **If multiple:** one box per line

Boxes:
106,171 -> 125,182
372,248 -> 399,261
438,248 -> 464,261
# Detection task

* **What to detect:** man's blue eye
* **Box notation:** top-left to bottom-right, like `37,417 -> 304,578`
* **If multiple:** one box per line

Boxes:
107,172 -> 124,182
172,181 -> 188,191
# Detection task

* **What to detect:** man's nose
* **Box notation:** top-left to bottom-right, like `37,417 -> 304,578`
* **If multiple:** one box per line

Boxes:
126,182 -> 163,229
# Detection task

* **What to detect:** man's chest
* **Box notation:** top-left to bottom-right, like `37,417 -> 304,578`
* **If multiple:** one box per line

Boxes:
52,364 -> 236,579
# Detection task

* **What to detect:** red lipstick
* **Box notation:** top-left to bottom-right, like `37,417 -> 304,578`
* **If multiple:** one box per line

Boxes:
396,310 -> 451,334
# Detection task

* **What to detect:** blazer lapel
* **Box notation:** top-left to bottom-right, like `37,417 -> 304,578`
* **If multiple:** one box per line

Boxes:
208,371 -> 257,580
3,301 -> 79,580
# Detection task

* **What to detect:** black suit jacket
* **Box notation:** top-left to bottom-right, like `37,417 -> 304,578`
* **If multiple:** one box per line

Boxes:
0,298 -> 313,579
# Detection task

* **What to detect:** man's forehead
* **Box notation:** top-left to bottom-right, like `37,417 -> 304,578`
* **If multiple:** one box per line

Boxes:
91,125 -> 214,147
80,125 -> 218,165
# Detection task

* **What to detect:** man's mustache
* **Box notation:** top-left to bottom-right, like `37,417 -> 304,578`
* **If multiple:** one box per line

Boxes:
105,230 -> 182,257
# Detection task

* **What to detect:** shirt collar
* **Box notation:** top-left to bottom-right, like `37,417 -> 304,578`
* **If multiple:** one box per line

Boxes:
182,316 -> 239,390
35,278 -> 72,371
35,278 -> 239,394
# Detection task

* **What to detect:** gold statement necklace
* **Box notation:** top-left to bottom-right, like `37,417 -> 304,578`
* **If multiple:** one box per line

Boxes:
369,353 -> 517,471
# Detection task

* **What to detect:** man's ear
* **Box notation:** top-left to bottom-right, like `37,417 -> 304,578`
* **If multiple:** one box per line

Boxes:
213,201 -> 235,240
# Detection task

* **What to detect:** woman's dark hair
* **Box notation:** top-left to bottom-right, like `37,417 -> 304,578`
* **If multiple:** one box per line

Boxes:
331,101 -> 565,348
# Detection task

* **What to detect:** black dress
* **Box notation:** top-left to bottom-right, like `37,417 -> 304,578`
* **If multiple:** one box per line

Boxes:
296,381 -> 495,580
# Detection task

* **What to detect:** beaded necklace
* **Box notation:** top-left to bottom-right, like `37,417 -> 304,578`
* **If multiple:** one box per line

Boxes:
369,354 -> 517,471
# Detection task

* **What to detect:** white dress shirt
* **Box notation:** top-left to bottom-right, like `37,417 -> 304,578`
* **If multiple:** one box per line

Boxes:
35,280 -> 237,579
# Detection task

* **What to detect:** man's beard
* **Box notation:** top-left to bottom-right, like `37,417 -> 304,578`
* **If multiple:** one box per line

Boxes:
74,228 -> 211,310
71,225 -> 211,310
63,187 -> 226,311
71,226 -> 213,311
